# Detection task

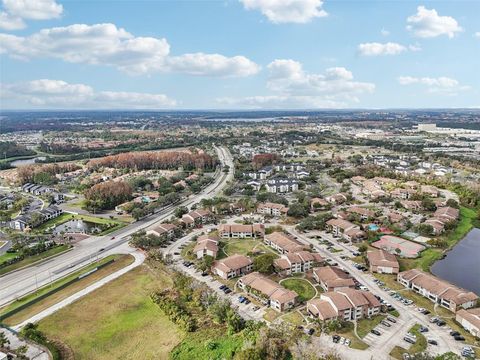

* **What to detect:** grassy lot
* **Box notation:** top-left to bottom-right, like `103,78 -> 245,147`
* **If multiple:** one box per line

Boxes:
36,213 -> 125,235
389,324 -> 427,359
356,315 -> 386,338
0,251 -> 17,263
38,264 -> 184,360
400,206 -> 477,272
281,310 -> 306,326
373,273 -> 404,291
0,244 -> 71,276
263,308 -> 282,322
281,278 -> 316,302
1,254 -> 134,326
220,239 -> 277,259
170,327 -> 244,360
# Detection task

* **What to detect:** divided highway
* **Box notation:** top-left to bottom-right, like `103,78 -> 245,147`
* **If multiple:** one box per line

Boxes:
0,146 -> 234,307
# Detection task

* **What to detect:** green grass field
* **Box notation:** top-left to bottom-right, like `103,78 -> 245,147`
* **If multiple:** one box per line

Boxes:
281,278 -> 316,302
0,244 -> 71,276
38,264 -> 184,360
220,239 -> 276,258
1,254 -> 134,325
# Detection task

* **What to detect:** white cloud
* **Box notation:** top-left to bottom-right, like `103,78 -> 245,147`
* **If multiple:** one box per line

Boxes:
475,32 -> 480,38
239,0 -> 327,24
406,6 -> 462,38
1,79 -> 177,108
0,23 -> 260,77
0,0 -> 62,30
217,60 -> 375,109
0,11 -> 24,30
398,75 -> 470,95
358,42 -> 407,56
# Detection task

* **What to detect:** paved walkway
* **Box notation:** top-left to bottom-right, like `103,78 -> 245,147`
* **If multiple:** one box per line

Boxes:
12,249 -> 145,331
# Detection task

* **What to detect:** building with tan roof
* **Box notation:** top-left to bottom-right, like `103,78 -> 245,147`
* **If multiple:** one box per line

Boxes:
146,223 -> 178,238
307,289 -> 381,321
274,251 -> 324,275
346,206 -> 376,221
181,209 -> 212,227
398,269 -> 478,312
310,197 -> 329,211
264,231 -> 306,254
193,234 -> 219,259
456,308 -> 480,338
325,193 -> 348,205
211,254 -> 253,279
257,202 -> 289,217
326,219 -> 366,242
313,266 -> 356,292
367,249 -> 399,274
218,223 -> 265,239
238,272 -> 297,312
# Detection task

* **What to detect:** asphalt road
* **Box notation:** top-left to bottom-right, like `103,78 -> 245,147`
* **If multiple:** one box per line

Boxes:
0,146 -> 234,307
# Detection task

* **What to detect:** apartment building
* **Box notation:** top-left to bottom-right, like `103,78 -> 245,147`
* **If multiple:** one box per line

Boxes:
218,224 -> 265,239
238,272 -> 297,312
265,179 -> 299,193
147,223 -> 178,238
211,254 -> 253,280
326,218 -> 366,242
181,209 -> 212,227
257,202 -> 289,217
456,308 -> 480,338
274,251 -> 324,275
307,289 -> 381,321
264,232 -> 306,254
367,249 -> 399,274
398,269 -> 478,312
193,234 -> 219,259
313,266 -> 356,292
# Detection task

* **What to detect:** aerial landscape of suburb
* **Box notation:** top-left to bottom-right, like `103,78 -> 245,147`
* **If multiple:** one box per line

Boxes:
0,1 -> 479,360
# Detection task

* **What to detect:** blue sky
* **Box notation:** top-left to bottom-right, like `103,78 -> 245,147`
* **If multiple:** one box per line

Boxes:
0,0 -> 479,109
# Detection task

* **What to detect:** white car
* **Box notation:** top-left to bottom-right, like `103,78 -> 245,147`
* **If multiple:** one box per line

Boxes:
345,339 -> 351,347
340,337 -> 346,345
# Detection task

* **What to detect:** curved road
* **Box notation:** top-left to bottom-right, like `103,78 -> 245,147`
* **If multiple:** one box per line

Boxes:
0,145 -> 234,307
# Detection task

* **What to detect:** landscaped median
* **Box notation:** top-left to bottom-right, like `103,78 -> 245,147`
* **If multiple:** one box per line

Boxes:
0,254 -> 134,326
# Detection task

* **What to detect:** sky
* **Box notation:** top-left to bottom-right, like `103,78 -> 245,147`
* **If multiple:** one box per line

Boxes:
0,0 -> 479,110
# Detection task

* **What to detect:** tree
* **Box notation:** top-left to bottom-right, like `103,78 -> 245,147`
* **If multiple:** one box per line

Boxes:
174,206 -> 188,218
287,203 -> 309,218
198,255 -> 214,272
446,199 -> 459,209
253,254 -> 276,274
417,223 -> 434,236
421,198 -> 437,212
358,244 -> 368,253
0,332 -> 10,348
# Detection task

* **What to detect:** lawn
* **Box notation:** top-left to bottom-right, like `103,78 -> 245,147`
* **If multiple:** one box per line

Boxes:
170,327 -> 244,360
356,315 -> 386,338
0,244 -> 71,276
38,264 -> 184,360
333,321 -> 369,350
281,278 -> 316,302
0,251 -> 17,263
1,254 -> 134,326
220,239 -> 277,258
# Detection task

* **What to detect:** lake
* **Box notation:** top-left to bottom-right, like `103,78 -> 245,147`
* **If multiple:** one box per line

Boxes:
10,156 -> 46,167
431,228 -> 480,295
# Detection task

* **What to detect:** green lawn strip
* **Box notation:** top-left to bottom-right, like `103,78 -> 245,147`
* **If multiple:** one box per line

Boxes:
356,315 -> 386,338
170,327 -> 244,360
0,244 -> 71,276
0,254 -> 121,317
281,278 -> 316,302
0,252 -> 17,263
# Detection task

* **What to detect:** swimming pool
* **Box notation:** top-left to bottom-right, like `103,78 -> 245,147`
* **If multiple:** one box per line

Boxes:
368,224 -> 379,231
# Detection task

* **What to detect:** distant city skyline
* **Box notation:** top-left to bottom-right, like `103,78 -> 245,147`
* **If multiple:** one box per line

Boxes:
0,0 -> 479,110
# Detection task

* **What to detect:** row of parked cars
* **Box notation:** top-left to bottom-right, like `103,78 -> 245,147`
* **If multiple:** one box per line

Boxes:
332,335 -> 351,347
370,316 -> 397,336
388,290 -> 414,306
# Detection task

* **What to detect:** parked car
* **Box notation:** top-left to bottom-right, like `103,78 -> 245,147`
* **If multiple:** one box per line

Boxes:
419,326 -> 429,333
219,284 -> 226,290
332,335 -> 340,343
387,316 -> 397,323
371,329 -> 381,336
404,337 -> 416,344
450,331 -> 460,337
427,339 -> 438,346
454,335 -> 465,341
381,321 -> 391,327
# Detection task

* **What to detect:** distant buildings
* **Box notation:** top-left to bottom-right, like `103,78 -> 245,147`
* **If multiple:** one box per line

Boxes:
257,202 -> 288,217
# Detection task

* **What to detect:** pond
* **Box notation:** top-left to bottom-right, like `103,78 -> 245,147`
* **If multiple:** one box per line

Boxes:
53,219 -> 102,235
10,156 -> 46,167
431,228 -> 480,295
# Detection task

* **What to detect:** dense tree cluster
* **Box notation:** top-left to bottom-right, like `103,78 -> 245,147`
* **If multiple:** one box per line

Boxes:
252,153 -> 279,170
87,150 -> 217,171
17,163 -> 81,185
0,141 -> 35,158
84,180 -> 133,211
